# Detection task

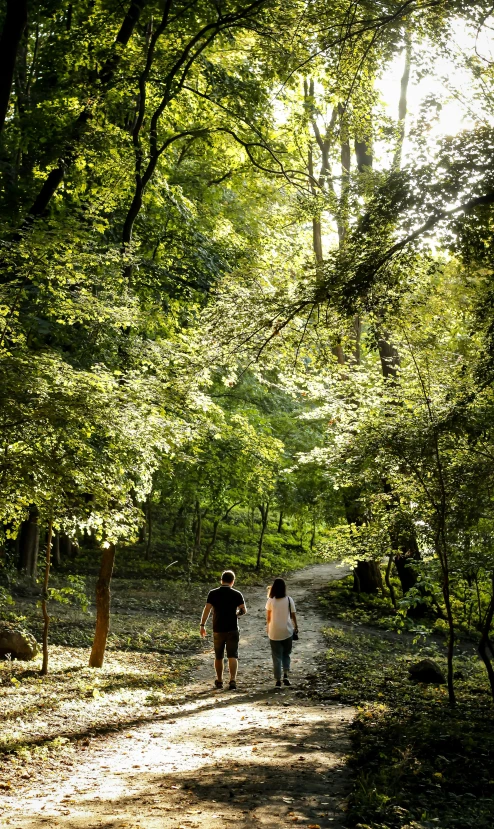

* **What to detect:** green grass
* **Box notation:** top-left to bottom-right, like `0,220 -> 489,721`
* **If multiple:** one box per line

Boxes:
59,518 -> 317,584
319,575 -> 447,638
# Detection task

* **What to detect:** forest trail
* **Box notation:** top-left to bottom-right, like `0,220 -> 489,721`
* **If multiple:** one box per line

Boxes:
2,562 -> 354,829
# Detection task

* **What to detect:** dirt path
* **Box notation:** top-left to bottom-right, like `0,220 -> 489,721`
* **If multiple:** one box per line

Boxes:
1,563 -> 354,829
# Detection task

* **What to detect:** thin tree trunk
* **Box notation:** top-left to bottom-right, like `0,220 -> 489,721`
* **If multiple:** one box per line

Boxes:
443,579 -> 456,706
0,0 -> 28,133
171,504 -> 184,535
338,102 -> 351,243
385,552 -> 397,609
89,543 -> 116,668
256,502 -> 269,571
204,502 -> 240,567
353,315 -> 362,364
478,578 -> 494,701
145,496 -> 152,560
53,531 -> 61,567
203,518 -> 220,568
194,498 -> 202,558
41,517 -> 53,676
393,29 -> 412,170
310,516 -> 316,550
277,510 -> 284,533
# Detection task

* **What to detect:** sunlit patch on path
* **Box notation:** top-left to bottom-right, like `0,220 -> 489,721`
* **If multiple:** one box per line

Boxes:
1,563 -> 354,828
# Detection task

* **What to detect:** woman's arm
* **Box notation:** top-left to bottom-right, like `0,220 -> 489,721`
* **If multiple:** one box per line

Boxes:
291,611 -> 298,632
266,608 -> 272,632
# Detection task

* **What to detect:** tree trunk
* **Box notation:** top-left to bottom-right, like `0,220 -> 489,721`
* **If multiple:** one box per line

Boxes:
89,543 -> 116,668
53,531 -> 61,568
194,498 -> 202,558
394,551 -> 418,592
478,577 -> 494,701
342,489 -> 382,595
41,518 -> 53,676
0,0 -> 28,133
385,553 -> 397,609
59,533 -> 72,559
138,523 -> 146,544
277,510 -> 284,533
256,502 -> 269,571
171,504 -> 184,535
203,518 -> 220,568
353,560 -> 382,593
204,502 -> 240,567
443,578 -> 456,706
338,102 -> 351,243
18,505 -> 40,577
393,29 -> 412,170
145,495 -> 152,560
378,334 -> 400,381
310,516 -> 316,550
355,137 -> 373,172
312,215 -> 323,264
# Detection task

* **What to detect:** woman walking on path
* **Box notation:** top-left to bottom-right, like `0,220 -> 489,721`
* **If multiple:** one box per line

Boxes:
266,577 -> 298,688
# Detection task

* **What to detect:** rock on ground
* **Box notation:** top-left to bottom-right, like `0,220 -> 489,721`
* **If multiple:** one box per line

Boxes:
0,624 -> 38,660
409,658 -> 446,684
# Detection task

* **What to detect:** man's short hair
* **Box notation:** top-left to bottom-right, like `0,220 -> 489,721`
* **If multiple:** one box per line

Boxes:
221,570 -> 235,584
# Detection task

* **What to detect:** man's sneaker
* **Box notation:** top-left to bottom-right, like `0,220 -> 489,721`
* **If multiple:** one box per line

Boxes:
228,679 -> 237,691
214,680 -> 223,689
283,676 -> 291,686
275,680 -> 282,688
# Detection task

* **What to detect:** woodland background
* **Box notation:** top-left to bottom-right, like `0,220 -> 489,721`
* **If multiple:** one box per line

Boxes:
2,2 -> 494,826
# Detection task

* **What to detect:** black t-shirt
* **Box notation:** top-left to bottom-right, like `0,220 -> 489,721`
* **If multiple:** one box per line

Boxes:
207,585 -> 245,633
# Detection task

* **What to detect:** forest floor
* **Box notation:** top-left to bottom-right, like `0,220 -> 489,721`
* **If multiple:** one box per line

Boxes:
0,562 -> 355,829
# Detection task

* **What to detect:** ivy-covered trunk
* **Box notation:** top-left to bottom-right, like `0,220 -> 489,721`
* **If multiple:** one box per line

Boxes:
89,543 -> 116,668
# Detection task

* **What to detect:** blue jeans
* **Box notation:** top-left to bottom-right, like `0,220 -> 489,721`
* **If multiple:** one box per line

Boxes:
269,636 -> 293,680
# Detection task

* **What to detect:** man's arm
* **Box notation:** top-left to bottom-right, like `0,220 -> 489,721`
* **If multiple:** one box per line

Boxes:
200,602 -> 213,638
237,602 -> 247,617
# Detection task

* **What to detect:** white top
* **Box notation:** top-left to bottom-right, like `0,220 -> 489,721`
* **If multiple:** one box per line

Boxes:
265,596 -> 296,641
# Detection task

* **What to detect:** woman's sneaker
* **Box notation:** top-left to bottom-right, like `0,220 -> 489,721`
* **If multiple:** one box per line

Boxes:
214,680 -> 223,689
229,679 -> 237,691
283,676 -> 291,686
275,680 -> 282,688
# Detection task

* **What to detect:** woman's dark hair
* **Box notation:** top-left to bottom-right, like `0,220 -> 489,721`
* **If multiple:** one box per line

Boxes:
269,578 -> 286,599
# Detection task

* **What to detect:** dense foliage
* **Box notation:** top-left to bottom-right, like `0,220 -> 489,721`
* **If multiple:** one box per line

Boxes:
1,0 -> 494,711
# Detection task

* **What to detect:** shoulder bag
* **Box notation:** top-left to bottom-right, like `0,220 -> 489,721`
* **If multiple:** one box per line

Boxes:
287,596 -> 299,640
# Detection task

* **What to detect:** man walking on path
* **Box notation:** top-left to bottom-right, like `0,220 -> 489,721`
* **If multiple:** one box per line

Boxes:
200,570 -> 247,690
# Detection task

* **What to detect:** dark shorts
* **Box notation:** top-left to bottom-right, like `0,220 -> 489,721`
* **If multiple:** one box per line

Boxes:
213,630 -> 239,660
